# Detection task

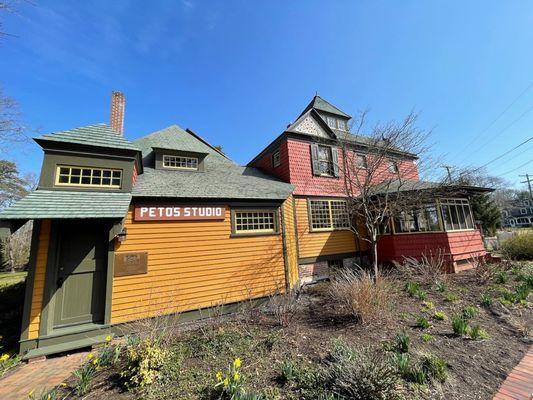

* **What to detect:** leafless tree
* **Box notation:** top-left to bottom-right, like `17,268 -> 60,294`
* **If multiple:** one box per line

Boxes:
330,111 -> 445,277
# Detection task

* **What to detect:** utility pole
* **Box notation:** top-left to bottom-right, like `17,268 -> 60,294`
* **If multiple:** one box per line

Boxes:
519,174 -> 533,199
442,165 -> 453,182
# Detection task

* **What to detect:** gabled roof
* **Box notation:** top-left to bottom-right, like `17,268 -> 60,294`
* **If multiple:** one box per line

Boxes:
34,124 -> 140,152
0,190 -> 132,220
298,95 -> 351,119
132,125 -> 294,200
134,125 -> 215,156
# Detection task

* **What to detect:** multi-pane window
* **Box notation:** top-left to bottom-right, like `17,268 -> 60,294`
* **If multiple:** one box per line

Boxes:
272,150 -> 281,167
309,199 -> 349,231
356,154 -> 368,169
163,155 -> 199,170
56,166 -> 122,188
234,210 -> 278,234
388,160 -> 399,173
393,204 -> 440,233
440,198 -> 474,231
317,145 -> 333,176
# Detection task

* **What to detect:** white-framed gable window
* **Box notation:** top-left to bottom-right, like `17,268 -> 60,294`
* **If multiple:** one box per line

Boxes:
163,155 -> 199,170
56,166 -> 122,188
272,150 -> 281,168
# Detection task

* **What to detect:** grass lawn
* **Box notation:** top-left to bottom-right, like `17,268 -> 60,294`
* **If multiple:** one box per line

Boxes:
30,262 -> 533,399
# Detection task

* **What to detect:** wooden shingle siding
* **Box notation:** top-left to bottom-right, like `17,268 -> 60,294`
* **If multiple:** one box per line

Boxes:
28,220 -> 51,339
447,230 -> 486,261
111,206 -> 288,324
294,197 -> 358,259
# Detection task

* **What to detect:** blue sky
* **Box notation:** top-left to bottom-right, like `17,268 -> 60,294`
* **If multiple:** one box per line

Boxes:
1,1 -> 532,188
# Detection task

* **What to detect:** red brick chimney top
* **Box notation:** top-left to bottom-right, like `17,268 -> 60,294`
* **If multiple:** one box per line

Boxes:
110,91 -> 125,136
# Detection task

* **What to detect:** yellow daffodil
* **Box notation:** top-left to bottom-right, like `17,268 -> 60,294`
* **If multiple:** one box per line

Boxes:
105,335 -> 112,342
223,377 -> 230,387
233,372 -> 240,381
60,383 -> 67,387
92,358 -> 99,365
87,353 -> 94,359
28,390 -> 34,396
216,371 -> 223,382
47,395 -> 51,400
0,354 -> 10,362
233,358 -> 242,369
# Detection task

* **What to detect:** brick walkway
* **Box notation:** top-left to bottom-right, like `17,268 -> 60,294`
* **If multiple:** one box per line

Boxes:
0,350 -> 89,400
494,345 -> 533,400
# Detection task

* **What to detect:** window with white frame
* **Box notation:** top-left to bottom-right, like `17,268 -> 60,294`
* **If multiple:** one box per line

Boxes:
233,210 -> 278,234
336,119 -> 347,131
440,198 -> 474,231
520,208 -> 527,214
163,155 -> 199,170
356,154 -> 368,169
388,160 -> 399,173
272,150 -> 281,168
309,199 -> 349,231
56,166 -> 122,188
317,145 -> 334,176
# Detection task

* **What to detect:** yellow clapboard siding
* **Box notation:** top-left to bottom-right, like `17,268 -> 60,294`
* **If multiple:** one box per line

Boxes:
28,220 -> 51,340
294,197 -> 358,259
111,206 -> 289,323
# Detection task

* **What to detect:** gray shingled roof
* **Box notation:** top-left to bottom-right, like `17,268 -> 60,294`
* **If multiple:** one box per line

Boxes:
132,126 -> 294,200
299,95 -> 351,119
370,180 -> 493,196
0,190 -> 132,219
34,124 -> 140,151
135,125 -> 211,155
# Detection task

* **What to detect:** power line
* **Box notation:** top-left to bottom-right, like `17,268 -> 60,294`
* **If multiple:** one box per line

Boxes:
453,82 -> 533,161
498,159 -> 533,176
471,135 -> 533,173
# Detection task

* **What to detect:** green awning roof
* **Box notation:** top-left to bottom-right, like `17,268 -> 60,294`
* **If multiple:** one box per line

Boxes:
0,190 -> 132,220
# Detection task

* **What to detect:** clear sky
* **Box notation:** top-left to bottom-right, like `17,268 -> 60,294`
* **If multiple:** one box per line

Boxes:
1,1 -> 532,188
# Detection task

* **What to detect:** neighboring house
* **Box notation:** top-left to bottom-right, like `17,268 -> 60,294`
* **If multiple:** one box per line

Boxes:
0,92 -> 490,359
249,95 -> 491,281
502,199 -> 533,228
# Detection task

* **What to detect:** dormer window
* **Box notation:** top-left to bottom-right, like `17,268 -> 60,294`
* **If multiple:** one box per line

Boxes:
325,116 -> 348,131
163,155 -> 199,170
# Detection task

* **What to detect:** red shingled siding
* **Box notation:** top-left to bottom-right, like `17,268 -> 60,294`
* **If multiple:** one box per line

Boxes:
251,140 -> 291,182
286,139 -> 420,197
377,230 -> 487,264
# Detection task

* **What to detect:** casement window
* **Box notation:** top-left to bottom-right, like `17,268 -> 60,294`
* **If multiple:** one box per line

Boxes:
310,144 -> 339,177
440,198 -> 475,231
309,199 -> 350,231
233,210 -> 279,235
356,154 -> 368,169
163,155 -> 199,170
272,150 -> 281,168
393,204 -> 441,233
56,166 -> 122,188
388,160 -> 399,173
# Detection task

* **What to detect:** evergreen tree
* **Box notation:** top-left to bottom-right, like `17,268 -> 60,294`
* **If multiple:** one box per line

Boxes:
470,194 -> 501,236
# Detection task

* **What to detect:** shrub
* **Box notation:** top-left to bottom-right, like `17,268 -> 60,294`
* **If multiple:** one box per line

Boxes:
501,232 -> 533,260
445,292 -> 458,302
394,332 -> 410,354
268,293 -> 298,327
452,316 -> 469,336
421,333 -> 434,343
433,311 -> 447,321
480,294 -> 493,307
400,251 -> 447,285
121,338 -> 169,388
415,316 -> 430,329
495,271 -> 509,284
328,268 -> 394,324
326,343 -> 404,400
469,325 -> 489,341
462,305 -> 478,320
419,354 -> 448,383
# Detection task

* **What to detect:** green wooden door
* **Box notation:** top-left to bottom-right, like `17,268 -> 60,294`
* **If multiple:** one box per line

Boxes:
53,221 -> 108,328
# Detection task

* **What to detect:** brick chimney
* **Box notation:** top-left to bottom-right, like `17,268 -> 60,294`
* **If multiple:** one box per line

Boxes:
110,91 -> 125,135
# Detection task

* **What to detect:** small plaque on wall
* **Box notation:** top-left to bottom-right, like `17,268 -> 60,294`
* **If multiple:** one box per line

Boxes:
114,252 -> 148,277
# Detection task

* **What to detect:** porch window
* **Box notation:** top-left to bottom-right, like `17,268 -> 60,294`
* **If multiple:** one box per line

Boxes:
163,155 -> 199,170
233,210 -> 278,234
56,166 -> 122,188
309,199 -> 350,231
393,204 -> 440,233
440,198 -> 474,231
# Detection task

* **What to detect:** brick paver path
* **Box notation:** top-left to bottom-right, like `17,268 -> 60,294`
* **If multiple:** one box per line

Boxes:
494,345 -> 533,400
0,350 -> 89,400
